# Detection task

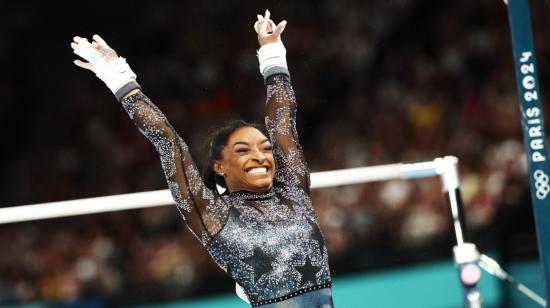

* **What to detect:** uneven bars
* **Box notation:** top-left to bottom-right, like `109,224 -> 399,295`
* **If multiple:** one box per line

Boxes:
0,160 -> 441,224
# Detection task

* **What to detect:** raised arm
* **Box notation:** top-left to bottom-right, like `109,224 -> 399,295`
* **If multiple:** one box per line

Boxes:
255,12 -> 310,193
71,35 -> 227,244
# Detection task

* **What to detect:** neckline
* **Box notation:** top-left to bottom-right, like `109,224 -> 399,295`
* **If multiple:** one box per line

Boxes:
229,187 -> 275,200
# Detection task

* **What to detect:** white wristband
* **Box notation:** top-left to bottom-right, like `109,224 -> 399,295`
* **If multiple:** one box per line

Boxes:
95,57 -> 137,95
257,42 -> 287,76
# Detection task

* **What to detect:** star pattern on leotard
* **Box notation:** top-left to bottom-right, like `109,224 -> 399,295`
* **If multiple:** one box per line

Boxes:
242,247 -> 276,284
228,206 -> 242,220
308,219 -> 325,255
294,255 -> 321,285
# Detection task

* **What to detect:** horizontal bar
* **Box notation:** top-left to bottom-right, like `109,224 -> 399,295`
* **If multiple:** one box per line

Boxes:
0,159 -> 441,224
0,190 -> 173,224
311,164 -> 402,188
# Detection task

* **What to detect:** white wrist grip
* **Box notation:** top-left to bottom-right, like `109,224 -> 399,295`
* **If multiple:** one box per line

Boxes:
95,57 -> 137,94
257,42 -> 287,76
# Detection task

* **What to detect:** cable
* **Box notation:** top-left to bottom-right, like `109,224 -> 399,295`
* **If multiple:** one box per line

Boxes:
478,254 -> 546,307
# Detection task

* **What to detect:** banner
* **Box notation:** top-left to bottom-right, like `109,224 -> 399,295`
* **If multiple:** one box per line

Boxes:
506,0 -> 550,300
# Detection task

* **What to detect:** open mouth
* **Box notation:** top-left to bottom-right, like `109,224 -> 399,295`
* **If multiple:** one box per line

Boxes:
246,166 -> 269,176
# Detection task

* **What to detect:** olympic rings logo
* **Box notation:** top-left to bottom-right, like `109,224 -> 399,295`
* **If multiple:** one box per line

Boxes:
533,170 -> 550,200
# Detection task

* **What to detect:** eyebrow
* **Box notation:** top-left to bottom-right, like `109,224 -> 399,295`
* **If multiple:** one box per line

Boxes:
232,139 -> 271,147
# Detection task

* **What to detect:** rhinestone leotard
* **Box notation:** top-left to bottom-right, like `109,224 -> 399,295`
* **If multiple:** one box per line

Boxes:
120,74 -> 332,306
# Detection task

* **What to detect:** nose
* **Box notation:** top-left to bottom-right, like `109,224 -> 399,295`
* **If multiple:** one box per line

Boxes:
251,148 -> 267,162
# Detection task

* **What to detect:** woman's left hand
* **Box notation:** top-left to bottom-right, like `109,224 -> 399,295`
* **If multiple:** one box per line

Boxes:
255,9 -> 287,47
71,35 -> 118,74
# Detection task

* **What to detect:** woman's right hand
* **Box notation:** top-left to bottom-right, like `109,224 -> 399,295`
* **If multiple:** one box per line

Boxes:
255,9 -> 287,47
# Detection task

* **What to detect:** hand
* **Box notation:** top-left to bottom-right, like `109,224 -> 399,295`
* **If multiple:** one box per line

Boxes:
70,34 -> 137,97
71,35 -> 118,73
255,9 -> 287,47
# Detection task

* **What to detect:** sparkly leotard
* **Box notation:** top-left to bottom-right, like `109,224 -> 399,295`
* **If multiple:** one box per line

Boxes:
120,74 -> 332,307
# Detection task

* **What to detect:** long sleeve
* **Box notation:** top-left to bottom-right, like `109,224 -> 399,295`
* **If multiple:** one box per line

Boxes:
120,91 -> 229,244
264,75 -> 311,196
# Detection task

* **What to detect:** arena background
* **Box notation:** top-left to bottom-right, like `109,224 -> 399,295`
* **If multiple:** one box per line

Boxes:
1,0 -> 549,307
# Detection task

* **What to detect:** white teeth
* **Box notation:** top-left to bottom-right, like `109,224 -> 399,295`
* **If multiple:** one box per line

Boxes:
247,167 -> 267,175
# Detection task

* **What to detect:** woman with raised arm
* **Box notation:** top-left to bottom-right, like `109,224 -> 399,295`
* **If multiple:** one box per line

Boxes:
71,10 -> 333,308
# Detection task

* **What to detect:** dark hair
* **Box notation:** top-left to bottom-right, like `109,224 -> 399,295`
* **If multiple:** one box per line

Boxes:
202,120 -> 269,194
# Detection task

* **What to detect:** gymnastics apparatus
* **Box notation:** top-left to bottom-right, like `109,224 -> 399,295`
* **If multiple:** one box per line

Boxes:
1,0 -> 549,307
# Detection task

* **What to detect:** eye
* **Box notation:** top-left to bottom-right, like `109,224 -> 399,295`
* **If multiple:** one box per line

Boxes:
264,145 -> 273,151
236,148 -> 249,153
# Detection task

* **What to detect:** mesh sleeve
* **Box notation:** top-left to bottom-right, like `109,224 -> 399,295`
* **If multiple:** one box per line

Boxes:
120,91 -> 229,244
264,74 -> 311,196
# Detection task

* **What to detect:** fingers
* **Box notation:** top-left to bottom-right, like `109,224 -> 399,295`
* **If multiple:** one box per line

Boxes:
92,34 -> 106,45
72,33 -> 119,64
92,34 -> 110,49
254,19 -> 276,34
259,9 -> 272,33
72,36 -> 90,51
273,20 -> 287,36
264,9 -> 272,32
259,14 -> 269,33
254,14 -> 263,33
73,36 -> 87,44
71,36 -> 97,71
73,59 -> 95,72
71,35 -> 109,50
92,41 -> 108,53
266,20 -> 275,33
72,36 -> 86,51
256,10 -> 279,35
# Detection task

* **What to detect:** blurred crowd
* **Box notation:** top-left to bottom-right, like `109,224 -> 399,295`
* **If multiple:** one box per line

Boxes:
1,0 -> 549,305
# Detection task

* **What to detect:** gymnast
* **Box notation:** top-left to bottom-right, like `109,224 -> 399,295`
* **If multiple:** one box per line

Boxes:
71,10 -> 333,307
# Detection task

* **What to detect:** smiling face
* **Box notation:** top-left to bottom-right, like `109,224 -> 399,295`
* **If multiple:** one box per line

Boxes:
214,126 -> 276,193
